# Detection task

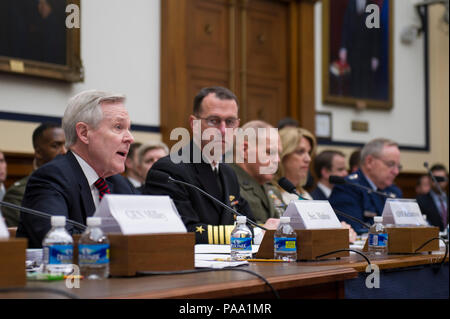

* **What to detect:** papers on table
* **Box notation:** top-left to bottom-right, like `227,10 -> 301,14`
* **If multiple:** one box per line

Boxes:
195,244 -> 260,254
194,244 -> 260,269
195,254 -> 248,268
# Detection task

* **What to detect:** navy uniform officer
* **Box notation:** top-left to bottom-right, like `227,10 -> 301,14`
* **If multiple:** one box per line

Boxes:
144,87 -> 258,244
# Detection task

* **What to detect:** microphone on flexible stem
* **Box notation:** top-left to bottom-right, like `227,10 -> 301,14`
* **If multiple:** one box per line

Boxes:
277,177 -> 309,200
147,170 -> 267,231
424,162 -> 446,197
0,200 -> 87,231
278,177 -> 370,229
329,175 -> 396,199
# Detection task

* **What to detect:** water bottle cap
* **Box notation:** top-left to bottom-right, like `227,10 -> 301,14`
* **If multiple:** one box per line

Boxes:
236,216 -> 247,223
374,216 -> 383,223
280,216 -> 291,223
87,217 -> 101,227
51,216 -> 66,227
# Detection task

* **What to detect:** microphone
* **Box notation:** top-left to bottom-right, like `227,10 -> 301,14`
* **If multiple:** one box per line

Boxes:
329,175 -> 396,199
424,162 -> 447,197
147,170 -> 267,231
0,200 -> 87,231
277,177 -> 370,229
277,177 -> 309,200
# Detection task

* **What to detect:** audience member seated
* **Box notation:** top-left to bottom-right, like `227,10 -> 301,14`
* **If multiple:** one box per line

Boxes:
124,142 -> 143,190
416,174 -> 431,196
230,120 -> 284,224
329,138 -> 403,234
349,149 -> 361,173
311,150 -> 348,200
277,117 -> 299,130
137,142 -> 169,187
2,123 -> 66,227
416,164 -> 448,231
16,90 -> 138,248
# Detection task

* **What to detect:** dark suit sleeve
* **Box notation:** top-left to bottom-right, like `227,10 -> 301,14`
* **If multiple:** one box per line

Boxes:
416,194 -> 444,231
329,184 -> 368,234
16,166 -> 72,248
143,158 -> 253,244
142,159 -> 202,242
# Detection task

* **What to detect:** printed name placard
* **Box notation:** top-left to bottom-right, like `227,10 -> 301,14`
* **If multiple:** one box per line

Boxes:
382,198 -> 426,226
283,200 -> 342,229
94,195 -> 187,235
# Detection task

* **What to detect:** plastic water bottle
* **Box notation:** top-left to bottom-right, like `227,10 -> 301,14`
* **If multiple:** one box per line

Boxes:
368,216 -> 388,257
230,216 -> 253,261
274,216 -> 297,262
78,217 -> 110,280
42,216 -> 74,275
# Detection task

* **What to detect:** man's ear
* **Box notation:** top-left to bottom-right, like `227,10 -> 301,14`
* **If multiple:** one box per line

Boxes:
321,167 -> 329,180
189,115 -> 196,131
243,140 -> 249,161
34,146 -> 43,161
75,122 -> 90,145
365,155 -> 375,169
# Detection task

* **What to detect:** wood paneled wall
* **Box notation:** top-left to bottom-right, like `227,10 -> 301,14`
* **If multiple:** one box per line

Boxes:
2,152 -> 34,189
161,0 -> 317,147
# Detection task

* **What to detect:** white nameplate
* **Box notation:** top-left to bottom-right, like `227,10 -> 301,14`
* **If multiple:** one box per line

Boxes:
283,200 -> 342,229
0,213 -> 9,238
382,198 -> 426,226
94,194 -> 187,235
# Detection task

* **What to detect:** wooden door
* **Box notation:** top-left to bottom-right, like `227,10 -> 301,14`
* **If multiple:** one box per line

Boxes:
161,0 -> 316,146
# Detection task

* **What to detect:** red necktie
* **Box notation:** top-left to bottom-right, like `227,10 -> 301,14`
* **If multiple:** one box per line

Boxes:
94,178 -> 111,201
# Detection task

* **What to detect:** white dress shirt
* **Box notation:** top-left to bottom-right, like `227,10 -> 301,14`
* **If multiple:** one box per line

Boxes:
72,152 -> 101,209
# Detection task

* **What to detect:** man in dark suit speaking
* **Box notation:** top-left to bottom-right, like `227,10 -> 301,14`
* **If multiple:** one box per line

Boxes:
17,90 -> 137,248
143,87 -> 256,244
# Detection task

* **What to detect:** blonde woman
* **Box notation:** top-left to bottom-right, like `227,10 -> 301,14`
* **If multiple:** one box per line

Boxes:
275,127 -> 357,242
275,127 -> 316,204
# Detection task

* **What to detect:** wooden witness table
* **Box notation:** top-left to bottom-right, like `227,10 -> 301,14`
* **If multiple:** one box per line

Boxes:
1,248 -> 447,299
305,248 -> 449,272
3,263 -> 357,299
304,248 -> 449,298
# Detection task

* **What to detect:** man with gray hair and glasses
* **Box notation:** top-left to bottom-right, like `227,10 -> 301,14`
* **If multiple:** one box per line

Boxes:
329,138 -> 403,234
17,90 -> 137,248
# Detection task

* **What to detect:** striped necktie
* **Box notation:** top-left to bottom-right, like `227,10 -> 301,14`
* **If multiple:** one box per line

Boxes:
438,196 -> 447,226
94,177 -> 111,201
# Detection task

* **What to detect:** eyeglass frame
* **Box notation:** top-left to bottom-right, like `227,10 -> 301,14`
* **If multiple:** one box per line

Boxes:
373,156 -> 403,171
194,115 -> 240,128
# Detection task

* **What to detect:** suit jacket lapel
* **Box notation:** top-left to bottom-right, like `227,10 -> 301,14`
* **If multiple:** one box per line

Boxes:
194,162 -> 223,204
67,151 -> 96,220
358,171 -> 385,213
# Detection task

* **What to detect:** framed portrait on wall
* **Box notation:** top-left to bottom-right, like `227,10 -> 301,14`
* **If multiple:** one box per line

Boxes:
322,0 -> 393,110
0,0 -> 83,82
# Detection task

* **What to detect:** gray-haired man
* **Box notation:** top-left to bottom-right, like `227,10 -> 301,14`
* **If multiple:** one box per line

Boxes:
17,90 -> 138,248
329,138 -> 403,234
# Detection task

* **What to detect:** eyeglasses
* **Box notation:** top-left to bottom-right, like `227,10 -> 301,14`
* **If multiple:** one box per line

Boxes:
376,157 -> 403,171
196,116 -> 240,128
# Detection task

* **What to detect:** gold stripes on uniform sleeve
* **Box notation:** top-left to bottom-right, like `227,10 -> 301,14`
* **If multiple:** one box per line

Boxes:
208,225 -> 213,244
207,225 -> 236,244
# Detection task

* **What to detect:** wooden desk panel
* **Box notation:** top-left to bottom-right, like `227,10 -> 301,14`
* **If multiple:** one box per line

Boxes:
5,264 -> 357,299
300,249 -> 448,272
